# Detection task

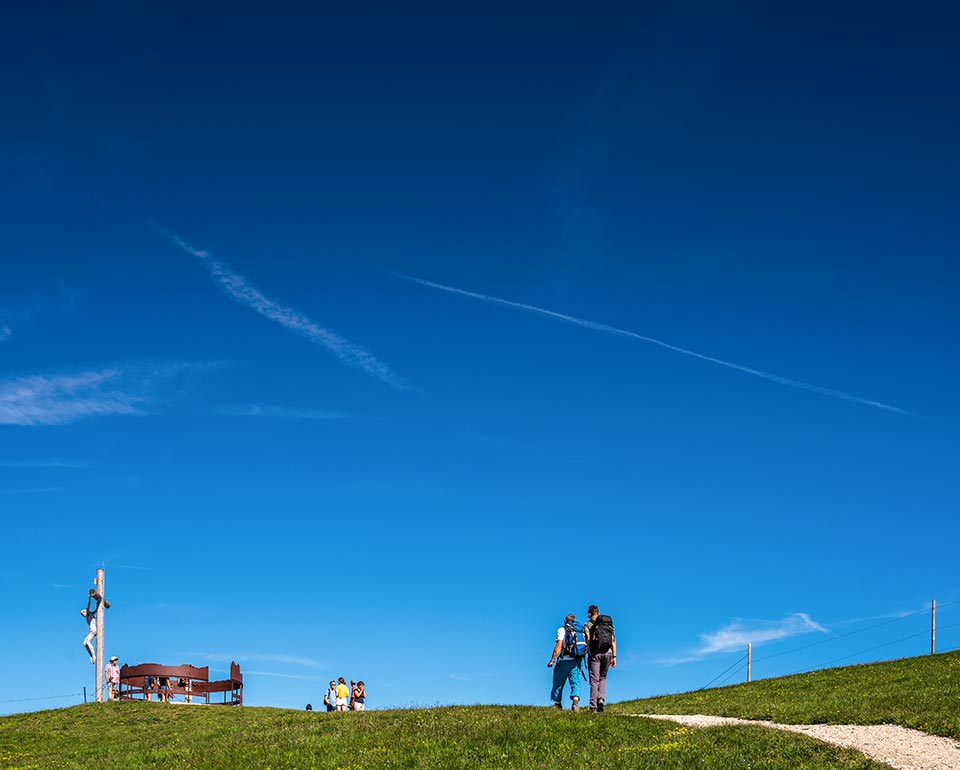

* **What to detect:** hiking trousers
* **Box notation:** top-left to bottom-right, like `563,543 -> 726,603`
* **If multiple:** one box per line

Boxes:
588,651 -> 613,710
550,658 -> 581,704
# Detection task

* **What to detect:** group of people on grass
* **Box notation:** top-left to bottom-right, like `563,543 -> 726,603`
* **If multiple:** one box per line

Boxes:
548,604 -> 616,712
307,677 -> 366,712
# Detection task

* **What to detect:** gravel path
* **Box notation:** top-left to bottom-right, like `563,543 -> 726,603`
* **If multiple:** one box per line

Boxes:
636,714 -> 960,770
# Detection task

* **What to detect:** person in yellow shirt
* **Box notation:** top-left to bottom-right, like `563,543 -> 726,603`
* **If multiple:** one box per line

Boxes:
335,677 -> 350,712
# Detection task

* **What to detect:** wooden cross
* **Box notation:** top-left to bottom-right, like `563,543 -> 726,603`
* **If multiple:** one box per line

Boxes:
91,570 -> 110,702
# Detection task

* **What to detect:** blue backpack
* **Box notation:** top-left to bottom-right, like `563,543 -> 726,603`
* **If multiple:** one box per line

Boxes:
562,621 -> 588,660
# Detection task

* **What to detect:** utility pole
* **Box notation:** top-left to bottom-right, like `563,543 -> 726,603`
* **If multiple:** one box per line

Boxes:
95,569 -> 106,703
931,599 -> 937,655
747,643 -> 752,683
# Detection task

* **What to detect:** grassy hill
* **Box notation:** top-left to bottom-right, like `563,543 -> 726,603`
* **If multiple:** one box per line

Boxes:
5,652 -> 956,769
0,701 -> 888,770
610,649 -> 960,740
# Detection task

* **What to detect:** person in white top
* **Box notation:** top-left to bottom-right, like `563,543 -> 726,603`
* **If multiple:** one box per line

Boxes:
546,613 -> 582,711
104,656 -> 121,701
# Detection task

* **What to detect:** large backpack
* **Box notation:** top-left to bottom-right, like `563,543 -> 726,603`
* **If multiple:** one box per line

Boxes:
561,620 -> 588,660
590,615 -> 615,654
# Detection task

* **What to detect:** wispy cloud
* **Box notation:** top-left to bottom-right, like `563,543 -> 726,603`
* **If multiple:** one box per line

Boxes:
187,652 -> 327,669
662,613 -> 828,664
213,403 -> 349,420
392,273 -> 915,416
698,613 -> 828,654
0,363 -> 206,426
0,369 -> 140,426
0,477 -> 139,496
152,224 -> 409,391
242,670 -> 327,682
0,323 -> 10,342
0,460 -> 86,468
0,486 -> 72,495
827,603 -> 930,628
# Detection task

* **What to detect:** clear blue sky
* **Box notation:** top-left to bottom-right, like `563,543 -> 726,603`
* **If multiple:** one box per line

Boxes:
1,4 -> 958,714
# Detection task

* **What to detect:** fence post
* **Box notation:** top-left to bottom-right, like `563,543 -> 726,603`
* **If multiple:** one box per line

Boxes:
931,599 -> 936,655
747,643 -> 752,682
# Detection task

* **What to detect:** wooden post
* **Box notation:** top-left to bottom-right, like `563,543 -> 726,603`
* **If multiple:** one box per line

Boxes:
95,569 -> 105,703
747,643 -> 752,683
931,599 -> 936,655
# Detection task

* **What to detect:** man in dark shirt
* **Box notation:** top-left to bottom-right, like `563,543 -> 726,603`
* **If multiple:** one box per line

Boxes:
584,605 -> 617,712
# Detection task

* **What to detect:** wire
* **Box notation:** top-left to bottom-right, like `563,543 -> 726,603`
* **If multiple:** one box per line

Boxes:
753,606 -> 931,664
749,600 -> 960,666
715,664 -> 748,688
790,622 -> 960,675
798,630 -> 932,673
934,622 -> 960,633
699,654 -> 747,691
709,606 -> 960,687
0,693 -> 82,704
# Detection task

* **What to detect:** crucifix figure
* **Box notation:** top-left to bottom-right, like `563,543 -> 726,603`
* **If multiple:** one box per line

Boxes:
81,587 -> 110,664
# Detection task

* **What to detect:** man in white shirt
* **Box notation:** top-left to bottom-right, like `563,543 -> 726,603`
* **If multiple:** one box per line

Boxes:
547,613 -> 582,711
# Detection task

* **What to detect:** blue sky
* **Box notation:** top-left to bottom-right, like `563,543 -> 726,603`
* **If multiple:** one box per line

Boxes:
1,4 -> 958,714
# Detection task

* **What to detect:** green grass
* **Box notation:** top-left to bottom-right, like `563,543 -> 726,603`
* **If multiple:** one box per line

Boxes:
0,701 -> 889,770
5,652 -> 955,769
610,649 -> 960,740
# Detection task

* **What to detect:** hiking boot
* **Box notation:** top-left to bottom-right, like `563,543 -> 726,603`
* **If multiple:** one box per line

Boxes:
571,696 -> 580,712
597,700 -> 604,713
554,701 -> 562,710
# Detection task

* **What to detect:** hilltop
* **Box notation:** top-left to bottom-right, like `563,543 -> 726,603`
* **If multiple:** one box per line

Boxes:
5,652 -> 958,769
1,701 -> 885,769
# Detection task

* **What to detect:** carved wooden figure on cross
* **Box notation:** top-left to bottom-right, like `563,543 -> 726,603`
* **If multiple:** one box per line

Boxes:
81,586 -> 110,664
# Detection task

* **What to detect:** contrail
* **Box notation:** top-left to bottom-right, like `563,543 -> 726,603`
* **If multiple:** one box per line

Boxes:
392,273 -> 914,416
154,225 -> 409,391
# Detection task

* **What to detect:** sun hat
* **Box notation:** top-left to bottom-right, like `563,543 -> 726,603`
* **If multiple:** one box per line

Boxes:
109,655 -> 118,661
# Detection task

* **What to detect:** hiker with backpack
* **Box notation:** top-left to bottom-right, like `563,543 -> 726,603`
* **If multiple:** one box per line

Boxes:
547,613 -> 587,711
584,605 -> 616,712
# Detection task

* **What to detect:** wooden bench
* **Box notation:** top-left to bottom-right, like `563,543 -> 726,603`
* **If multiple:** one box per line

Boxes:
119,662 -> 243,705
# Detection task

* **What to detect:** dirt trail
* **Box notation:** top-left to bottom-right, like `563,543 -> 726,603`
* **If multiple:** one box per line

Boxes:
635,714 -> 960,770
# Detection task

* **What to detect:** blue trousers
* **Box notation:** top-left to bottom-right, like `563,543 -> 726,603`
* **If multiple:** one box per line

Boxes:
550,658 -> 581,703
